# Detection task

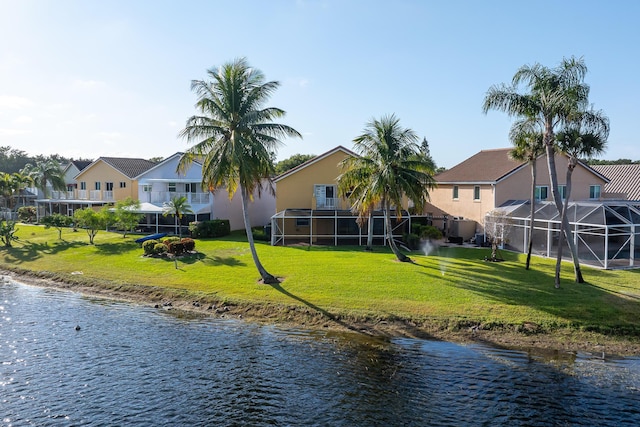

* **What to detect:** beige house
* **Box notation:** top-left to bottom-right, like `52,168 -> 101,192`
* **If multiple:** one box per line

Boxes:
430,148 -> 610,237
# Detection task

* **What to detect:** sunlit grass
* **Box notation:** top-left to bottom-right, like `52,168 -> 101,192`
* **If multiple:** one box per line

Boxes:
3,224 -> 640,334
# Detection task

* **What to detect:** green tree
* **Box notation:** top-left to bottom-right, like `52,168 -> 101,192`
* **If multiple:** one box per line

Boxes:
483,56 -> 595,287
274,153 -> 316,175
21,159 -> 66,198
508,119 -> 545,270
0,219 -> 18,247
41,213 -> 73,239
74,207 -> 107,244
162,196 -> 193,238
338,114 -> 436,262
178,58 -> 301,284
114,197 -> 143,238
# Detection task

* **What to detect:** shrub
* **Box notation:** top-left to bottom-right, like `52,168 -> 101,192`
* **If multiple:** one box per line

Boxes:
252,226 -> 269,241
18,206 -> 37,223
420,225 -> 443,240
403,233 -> 421,250
181,237 -> 195,252
166,241 -> 185,255
188,219 -> 230,238
153,242 -> 167,255
163,236 -> 181,246
142,239 -> 159,255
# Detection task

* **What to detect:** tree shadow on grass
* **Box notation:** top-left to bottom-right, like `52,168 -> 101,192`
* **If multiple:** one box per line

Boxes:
94,241 -> 139,255
171,252 -> 246,267
1,240 -> 85,264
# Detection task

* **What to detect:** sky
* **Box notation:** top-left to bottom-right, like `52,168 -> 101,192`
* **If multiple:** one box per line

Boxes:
1,0 -> 639,169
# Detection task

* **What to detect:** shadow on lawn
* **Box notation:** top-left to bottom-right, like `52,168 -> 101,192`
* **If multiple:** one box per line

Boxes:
1,240 -> 85,264
176,252 -> 246,267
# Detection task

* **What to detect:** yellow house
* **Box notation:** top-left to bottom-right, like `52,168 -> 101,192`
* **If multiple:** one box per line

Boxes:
270,146 -> 442,246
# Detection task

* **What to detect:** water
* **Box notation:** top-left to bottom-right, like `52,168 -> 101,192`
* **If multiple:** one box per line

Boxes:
1,279 -> 639,426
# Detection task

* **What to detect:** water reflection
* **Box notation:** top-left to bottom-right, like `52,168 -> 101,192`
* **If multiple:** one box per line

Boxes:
1,280 -> 639,426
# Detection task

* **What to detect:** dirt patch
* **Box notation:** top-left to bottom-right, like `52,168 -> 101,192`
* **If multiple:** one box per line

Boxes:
3,268 -> 640,357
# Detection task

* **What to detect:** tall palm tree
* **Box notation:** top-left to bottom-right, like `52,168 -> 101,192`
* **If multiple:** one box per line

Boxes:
338,114 -> 436,262
508,119 -> 545,270
21,159 -> 66,198
554,108 -> 609,280
178,58 -> 301,284
163,196 -> 193,238
483,56 -> 594,287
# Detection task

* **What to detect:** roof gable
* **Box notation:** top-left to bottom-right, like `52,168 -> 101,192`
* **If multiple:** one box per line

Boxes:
274,146 -> 358,182
78,157 -> 156,179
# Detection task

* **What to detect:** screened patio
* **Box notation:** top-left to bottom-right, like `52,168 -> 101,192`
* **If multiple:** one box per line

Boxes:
491,200 -> 640,269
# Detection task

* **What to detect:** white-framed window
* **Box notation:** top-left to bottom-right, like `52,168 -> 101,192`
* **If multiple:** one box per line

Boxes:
453,185 -> 459,200
95,181 -> 101,190
143,185 -> 152,192
590,185 -> 601,199
314,184 -> 337,209
80,181 -> 86,190
186,183 -> 198,193
535,186 -> 548,201
473,185 -> 481,201
168,182 -> 176,192
105,182 -> 114,191
558,185 -> 567,200
119,182 -> 126,188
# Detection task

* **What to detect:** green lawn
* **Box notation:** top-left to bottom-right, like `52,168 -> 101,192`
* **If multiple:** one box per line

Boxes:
3,224 -> 640,336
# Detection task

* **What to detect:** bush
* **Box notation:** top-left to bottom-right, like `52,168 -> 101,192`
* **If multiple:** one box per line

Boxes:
153,242 -> 167,255
181,237 -> 195,252
420,225 -> 443,240
403,233 -> 421,250
18,206 -> 37,223
252,226 -> 269,241
188,219 -> 230,238
166,241 -> 185,255
163,236 -> 181,246
142,239 -> 159,255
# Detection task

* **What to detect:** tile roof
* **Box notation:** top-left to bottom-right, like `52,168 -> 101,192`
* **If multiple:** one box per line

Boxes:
100,157 -> 157,178
435,148 -> 524,183
591,164 -> 640,201
70,160 -> 92,171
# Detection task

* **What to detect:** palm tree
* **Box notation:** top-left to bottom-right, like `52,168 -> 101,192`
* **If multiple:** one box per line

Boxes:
162,196 -> 193,238
554,108 -> 609,280
21,159 -> 66,198
178,58 -> 301,284
483,56 -> 594,287
508,119 -> 545,270
338,114 -> 436,262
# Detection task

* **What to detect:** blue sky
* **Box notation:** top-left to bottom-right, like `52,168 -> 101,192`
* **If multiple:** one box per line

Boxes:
1,0 -> 638,168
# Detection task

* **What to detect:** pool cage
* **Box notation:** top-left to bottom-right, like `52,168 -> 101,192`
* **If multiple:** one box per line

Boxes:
487,200 -> 640,269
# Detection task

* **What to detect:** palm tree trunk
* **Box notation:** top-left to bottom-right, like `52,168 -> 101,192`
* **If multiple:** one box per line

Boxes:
366,210 -> 374,251
240,186 -> 278,284
525,159 -> 536,270
560,162 -> 584,283
384,203 -> 410,262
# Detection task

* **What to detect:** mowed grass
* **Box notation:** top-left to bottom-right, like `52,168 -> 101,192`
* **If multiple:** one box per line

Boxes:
3,224 -> 640,334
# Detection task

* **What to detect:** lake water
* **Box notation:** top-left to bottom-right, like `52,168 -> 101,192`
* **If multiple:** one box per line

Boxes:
1,279 -> 639,426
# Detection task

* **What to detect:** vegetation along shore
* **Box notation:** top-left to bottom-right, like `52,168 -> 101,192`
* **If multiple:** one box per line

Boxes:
2,224 -> 640,357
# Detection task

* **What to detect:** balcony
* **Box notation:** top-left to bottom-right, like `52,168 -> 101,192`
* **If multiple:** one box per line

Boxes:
50,191 -> 75,200
316,198 -> 339,210
145,191 -> 210,205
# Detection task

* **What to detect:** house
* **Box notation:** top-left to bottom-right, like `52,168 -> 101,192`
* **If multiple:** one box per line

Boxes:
134,152 -> 275,233
270,145 -> 441,246
591,164 -> 640,201
36,157 -> 156,220
49,160 -> 93,200
429,148 -> 610,239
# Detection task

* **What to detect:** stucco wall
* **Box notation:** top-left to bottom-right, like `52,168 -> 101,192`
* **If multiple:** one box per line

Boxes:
76,161 -> 138,201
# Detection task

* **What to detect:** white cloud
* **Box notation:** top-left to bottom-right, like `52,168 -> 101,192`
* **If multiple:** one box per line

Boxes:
72,79 -> 107,90
298,79 -> 310,88
13,115 -> 33,124
0,95 -> 34,109
0,128 -> 31,135
168,120 -> 178,128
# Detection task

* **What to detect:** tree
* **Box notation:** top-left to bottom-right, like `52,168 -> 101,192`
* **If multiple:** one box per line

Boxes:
41,213 -> 73,239
484,209 -> 513,262
274,153 -> 316,175
74,208 -> 107,244
0,219 -> 18,247
114,197 -> 144,238
162,196 -> 193,238
483,56 -> 596,287
21,159 -> 66,198
177,58 -> 301,284
338,114 -> 436,262
0,172 -> 33,210
508,119 -> 545,270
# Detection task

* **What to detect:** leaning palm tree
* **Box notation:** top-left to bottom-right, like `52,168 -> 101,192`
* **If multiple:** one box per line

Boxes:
338,114 -> 436,262
554,108 -> 609,280
508,119 -> 545,270
163,196 -> 193,238
21,159 -> 66,198
483,56 -> 594,287
178,58 -> 301,284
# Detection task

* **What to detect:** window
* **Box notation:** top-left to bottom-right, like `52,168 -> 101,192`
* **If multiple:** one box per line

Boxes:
535,186 -> 548,201
143,185 -> 152,192
119,182 -> 127,188
314,184 -> 337,209
80,181 -> 86,190
186,183 -> 198,193
105,182 -> 114,191
473,186 -> 481,201
590,185 -> 601,199
168,182 -> 176,192
452,185 -> 459,199
296,218 -> 310,227
95,181 -> 101,190
558,185 -> 567,200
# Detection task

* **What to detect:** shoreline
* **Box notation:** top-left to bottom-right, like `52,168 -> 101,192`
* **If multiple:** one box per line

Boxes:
4,268 -> 640,357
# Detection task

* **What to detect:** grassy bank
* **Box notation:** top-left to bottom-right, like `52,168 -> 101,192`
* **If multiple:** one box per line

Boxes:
3,224 -> 640,353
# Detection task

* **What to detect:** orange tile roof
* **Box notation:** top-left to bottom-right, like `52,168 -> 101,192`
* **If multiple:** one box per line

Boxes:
435,148 -> 524,183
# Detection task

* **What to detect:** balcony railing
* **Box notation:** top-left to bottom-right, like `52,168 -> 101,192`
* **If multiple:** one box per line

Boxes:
78,190 -> 88,200
146,191 -> 210,205
50,191 -> 75,200
316,198 -> 338,210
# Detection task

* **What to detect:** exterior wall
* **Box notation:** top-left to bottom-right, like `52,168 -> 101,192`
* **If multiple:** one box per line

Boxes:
75,161 -> 137,201
136,155 -> 210,206
428,183 -> 493,228
275,150 -> 352,212
212,185 -> 275,231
